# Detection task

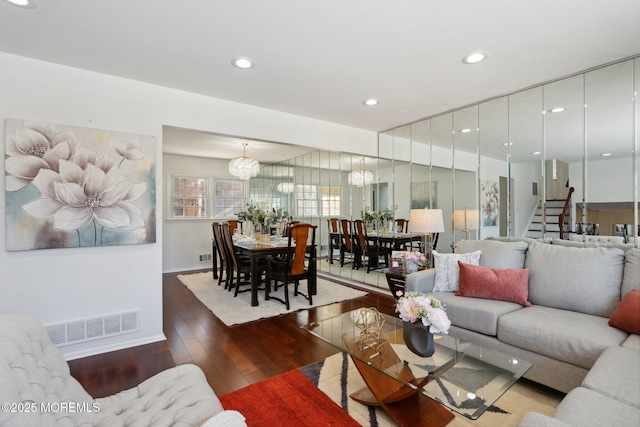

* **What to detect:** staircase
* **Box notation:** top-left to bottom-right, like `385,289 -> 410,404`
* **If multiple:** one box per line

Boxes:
526,200 -> 572,239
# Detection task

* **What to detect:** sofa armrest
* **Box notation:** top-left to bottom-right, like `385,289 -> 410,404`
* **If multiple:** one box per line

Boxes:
517,412 -> 572,427
96,364 -> 223,426
405,268 -> 436,293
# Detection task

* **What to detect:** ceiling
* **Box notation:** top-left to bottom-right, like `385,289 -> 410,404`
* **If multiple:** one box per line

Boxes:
2,0 -> 640,162
162,126 -> 316,162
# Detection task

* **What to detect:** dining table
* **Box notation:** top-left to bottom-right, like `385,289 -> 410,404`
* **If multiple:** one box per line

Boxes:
232,235 -> 317,306
366,230 -> 423,250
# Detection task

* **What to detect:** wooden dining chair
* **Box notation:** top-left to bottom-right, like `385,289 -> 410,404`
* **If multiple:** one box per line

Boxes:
282,220 -> 301,237
227,219 -> 243,236
265,223 -> 317,310
391,218 -> 412,250
327,218 -> 340,264
354,219 -> 391,273
339,219 -> 359,269
394,218 -> 408,233
221,223 -> 255,295
212,222 -> 231,289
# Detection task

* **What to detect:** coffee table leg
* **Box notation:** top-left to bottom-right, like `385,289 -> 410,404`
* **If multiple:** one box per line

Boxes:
350,356 -> 454,427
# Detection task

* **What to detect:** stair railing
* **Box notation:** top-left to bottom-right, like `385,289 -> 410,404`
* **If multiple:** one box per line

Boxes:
558,187 -> 575,240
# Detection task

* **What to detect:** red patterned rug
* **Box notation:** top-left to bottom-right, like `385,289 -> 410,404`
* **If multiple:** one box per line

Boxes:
219,367 -> 361,427
221,352 -> 562,427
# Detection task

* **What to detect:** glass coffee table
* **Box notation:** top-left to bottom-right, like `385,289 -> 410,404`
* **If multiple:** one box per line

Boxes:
302,308 -> 531,427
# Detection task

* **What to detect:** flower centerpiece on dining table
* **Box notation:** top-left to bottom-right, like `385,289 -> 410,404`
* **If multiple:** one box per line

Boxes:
361,208 -> 394,233
395,291 -> 451,357
236,201 -> 289,240
380,208 -> 394,233
361,208 -> 380,232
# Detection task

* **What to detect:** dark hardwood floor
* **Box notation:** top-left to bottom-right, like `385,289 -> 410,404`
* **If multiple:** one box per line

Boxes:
68,269 -> 396,398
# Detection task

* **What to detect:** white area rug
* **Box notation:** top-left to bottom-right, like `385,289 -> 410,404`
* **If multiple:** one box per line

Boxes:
177,272 -> 368,326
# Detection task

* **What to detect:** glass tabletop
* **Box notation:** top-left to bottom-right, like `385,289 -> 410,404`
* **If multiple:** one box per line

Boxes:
302,308 -> 531,420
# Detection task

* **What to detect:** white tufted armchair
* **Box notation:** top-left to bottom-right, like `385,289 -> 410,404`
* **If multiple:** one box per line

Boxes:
0,313 -> 246,427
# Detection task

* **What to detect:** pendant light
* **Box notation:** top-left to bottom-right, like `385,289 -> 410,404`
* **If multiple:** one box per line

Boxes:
348,158 -> 373,187
228,143 -> 260,180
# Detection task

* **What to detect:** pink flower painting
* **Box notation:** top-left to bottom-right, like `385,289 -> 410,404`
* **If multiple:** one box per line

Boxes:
5,119 -> 156,250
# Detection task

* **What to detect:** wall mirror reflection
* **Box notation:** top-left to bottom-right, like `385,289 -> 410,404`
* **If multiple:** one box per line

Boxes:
165,55 -> 638,293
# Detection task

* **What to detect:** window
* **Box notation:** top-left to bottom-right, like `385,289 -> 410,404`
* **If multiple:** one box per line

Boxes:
214,180 -> 245,217
171,176 -> 208,218
321,185 -> 340,216
296,184 -> 318,216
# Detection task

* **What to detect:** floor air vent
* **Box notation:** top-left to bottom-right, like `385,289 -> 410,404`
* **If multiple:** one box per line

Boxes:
45,310 -> 140,346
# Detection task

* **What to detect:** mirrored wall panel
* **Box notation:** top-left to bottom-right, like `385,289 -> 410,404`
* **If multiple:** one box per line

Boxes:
247,55 -> 639,291
382,56 -> 638,251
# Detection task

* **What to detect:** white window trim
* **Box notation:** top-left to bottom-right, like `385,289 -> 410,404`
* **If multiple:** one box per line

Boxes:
167,173 -> 211,221
212,178 -> 247,219
166,173 -> 247,221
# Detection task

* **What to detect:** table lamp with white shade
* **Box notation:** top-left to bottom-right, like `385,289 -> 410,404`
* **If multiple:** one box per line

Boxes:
408,208 -> 445,268
453,208 -> 480,240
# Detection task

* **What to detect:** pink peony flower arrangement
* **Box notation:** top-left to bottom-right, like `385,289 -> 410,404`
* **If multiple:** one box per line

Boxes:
395,291 -> 451,334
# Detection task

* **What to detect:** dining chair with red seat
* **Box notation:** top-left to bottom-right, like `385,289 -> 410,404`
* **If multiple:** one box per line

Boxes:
265,223 -> 317,310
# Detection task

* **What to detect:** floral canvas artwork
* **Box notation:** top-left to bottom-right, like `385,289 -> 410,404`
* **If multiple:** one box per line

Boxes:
5,119 -> 156,251
481,179 -> 499,226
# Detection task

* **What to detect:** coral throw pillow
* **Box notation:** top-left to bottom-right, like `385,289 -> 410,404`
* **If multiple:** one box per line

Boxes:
609,289 -> 640,335
456,261 -> 532,306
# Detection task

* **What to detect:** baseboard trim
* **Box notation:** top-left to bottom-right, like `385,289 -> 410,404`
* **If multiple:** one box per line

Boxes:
62,333 -> 167,361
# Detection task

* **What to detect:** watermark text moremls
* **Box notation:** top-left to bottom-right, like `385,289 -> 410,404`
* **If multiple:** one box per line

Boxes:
2,401 -> 100,413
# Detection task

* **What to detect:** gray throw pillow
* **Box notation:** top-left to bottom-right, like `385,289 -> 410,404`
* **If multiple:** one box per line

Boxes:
525,241 -> 625,317
622,248 -> 640,297
455,239 -> 528,269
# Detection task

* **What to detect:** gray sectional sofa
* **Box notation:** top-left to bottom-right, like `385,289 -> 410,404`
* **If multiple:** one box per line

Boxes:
406,238 -> 640,427
0,313 -> 247,427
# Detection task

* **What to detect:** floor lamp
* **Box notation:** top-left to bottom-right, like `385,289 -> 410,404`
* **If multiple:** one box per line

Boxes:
453,208 -> 480,240
409,208 -> 445,268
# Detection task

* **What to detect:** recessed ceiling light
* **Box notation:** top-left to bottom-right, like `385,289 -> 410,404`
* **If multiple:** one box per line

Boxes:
532,151 -> 541,155
462,51 -> 489,64
601,153 -> 612,157
548,107 -> 566,113
460,128 -> 472,133
232,57 -> 254,69
3,0 -> 36,8
503,142 -> 513,146
363,98 -> 379,106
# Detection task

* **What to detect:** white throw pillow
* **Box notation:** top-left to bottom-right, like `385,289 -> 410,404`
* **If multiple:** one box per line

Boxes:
433,250 -> 481,292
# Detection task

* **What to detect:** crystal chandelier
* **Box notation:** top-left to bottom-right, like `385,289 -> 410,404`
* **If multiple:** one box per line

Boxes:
348,159 -> 373,187
228,143 -> 260,180
276,182 -> 295,193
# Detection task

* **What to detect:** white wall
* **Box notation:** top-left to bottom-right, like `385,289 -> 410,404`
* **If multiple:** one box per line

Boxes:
0,52 -> 376,359
162,154 -> 239,272
512,161 -> 543,237
571,157 -> 636,203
